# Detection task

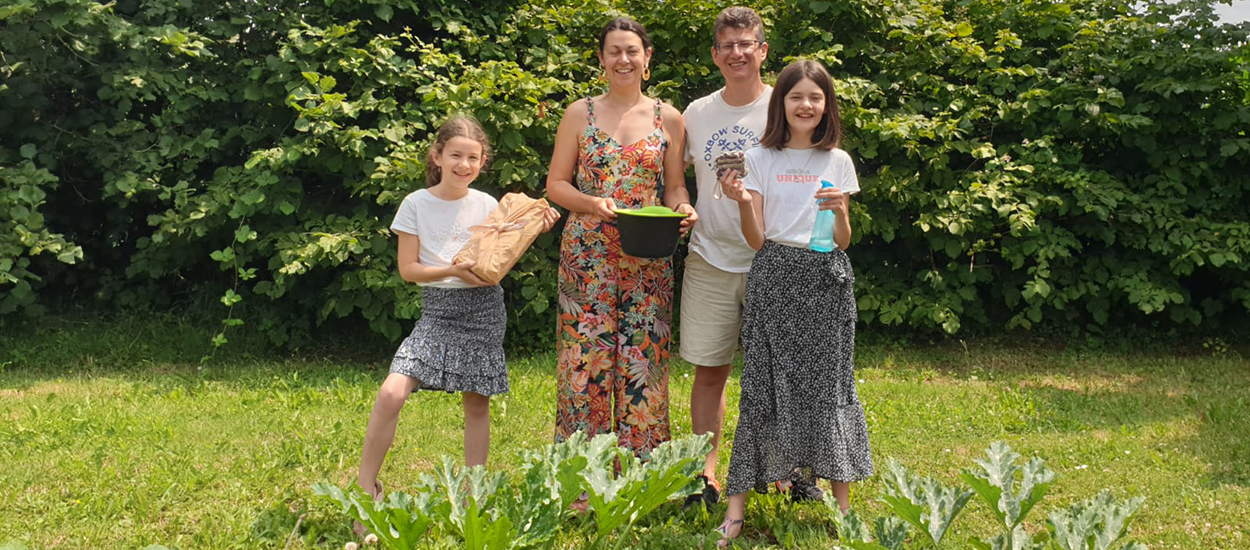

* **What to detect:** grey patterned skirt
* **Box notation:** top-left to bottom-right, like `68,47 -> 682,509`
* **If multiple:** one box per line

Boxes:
389,285 -> 509,396
725,240 -> 873,495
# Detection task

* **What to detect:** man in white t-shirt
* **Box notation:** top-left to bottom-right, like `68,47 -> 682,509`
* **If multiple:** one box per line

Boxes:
679,6 -> 784,507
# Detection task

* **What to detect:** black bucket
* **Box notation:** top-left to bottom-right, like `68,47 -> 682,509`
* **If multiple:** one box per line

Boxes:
615,209 -> 686,258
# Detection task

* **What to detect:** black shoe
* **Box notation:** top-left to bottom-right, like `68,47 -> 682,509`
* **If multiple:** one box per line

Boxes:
789,474 -> 825,503
703,479 -> 721,506
683,475 -> 720,510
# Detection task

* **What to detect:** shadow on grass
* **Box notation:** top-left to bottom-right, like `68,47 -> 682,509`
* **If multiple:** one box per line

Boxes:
1012,359 -> 1250,488
1189,391 -> 1250,488
857,341 -> 1250,489
0,310 -> 398,389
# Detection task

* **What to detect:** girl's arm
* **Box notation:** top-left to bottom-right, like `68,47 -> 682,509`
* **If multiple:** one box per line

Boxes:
659,102 -> 698,234
396,232 -> 489,286
834,196 -> 852,250
719,170 -> 766,250
540,207 -> 561,232
545,99 -> 617,222
738,191 -> 766,250
815,187 -> 853,250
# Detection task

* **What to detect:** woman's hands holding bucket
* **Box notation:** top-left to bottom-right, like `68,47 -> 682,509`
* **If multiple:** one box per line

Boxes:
591,197 -> 618,222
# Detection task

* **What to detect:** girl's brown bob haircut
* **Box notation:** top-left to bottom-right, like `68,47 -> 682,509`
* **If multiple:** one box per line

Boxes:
759,60 -> 842,151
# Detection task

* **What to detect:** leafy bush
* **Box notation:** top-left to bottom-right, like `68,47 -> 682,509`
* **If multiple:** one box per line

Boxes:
0,147 -> 82,315
1,0 -> 1246,345
825,0 -> 1250,335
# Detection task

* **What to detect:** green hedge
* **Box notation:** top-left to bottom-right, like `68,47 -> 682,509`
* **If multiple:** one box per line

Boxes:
2,0 -> 1247,348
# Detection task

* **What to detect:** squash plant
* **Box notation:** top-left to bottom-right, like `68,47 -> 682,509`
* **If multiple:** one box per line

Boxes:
829,442 -> 1147,550
314,432 -> 710,549
962,441 -> 1057,550
576,433 -> 709,549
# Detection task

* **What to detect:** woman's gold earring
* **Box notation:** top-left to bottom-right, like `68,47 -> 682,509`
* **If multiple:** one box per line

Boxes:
643,67 -> 651,81
598,70 -> 607,82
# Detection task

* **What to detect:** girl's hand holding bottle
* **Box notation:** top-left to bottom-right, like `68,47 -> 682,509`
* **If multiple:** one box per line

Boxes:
815,185 -> 848,217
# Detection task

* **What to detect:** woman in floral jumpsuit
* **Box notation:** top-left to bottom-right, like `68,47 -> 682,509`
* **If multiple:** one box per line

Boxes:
544,17 -> 697,458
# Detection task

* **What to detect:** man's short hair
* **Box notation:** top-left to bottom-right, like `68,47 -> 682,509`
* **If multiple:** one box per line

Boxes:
713,6 -> 765,43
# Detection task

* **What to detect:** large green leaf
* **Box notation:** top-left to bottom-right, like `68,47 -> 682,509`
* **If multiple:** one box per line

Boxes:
872,515 -> 910,550
880,458 -> 974,545
961,441 -> 1056,531
972,525 -> 1044,550
1047,490 -> 1146,550
311,482 -> 434,550
575,433 -> 710,545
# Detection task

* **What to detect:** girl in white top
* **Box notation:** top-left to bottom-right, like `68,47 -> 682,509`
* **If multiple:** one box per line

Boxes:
716,60 -> 873,546
722,64 -> 859,252
355,115 -> 558,534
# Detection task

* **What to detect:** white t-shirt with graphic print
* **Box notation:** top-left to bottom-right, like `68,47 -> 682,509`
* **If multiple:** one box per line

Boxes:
742,147 -> 860,249
390,188 -> 498,288
683,86 -> 772,272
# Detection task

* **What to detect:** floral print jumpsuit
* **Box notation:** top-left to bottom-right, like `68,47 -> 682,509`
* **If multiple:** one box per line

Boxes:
554,97 -> 673,458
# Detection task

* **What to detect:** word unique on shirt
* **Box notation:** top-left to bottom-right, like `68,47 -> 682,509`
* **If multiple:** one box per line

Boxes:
776,173 -> 821,184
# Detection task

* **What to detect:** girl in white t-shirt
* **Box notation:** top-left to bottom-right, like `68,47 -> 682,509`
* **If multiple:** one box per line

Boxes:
355,115 -> 558,533
716,60 -> 874,546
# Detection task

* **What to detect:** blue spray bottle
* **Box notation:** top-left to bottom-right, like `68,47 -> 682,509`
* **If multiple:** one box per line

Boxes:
808,180 -> 836,252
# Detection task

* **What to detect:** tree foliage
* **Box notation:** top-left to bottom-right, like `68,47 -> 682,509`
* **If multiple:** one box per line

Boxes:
1,0 -> 1247,347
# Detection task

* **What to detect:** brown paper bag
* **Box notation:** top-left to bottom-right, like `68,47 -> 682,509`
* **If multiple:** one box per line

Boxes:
453,193 -> 550,285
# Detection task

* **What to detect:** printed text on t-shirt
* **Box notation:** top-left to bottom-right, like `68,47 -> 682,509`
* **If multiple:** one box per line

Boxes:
775,174 -> 820,184
702,124 -> 760,166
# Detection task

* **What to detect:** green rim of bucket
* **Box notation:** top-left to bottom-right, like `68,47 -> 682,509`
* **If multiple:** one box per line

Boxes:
612,205 -> 689,218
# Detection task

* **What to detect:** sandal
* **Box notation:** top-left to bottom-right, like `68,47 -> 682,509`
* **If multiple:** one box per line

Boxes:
715,517 -> 744,548
568,491 -> 590,514
352,480 -> 384,536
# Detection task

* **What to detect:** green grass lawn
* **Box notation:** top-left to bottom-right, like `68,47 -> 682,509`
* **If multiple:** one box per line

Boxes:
1,317 -> 1248,549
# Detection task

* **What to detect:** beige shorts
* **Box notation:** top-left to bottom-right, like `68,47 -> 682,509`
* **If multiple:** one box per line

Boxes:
679,252 -> 748,367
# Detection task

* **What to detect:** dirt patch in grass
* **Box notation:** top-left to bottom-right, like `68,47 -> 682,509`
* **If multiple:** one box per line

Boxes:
1016,372 -> 1148,393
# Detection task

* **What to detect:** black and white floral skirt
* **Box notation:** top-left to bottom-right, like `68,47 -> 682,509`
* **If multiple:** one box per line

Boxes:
725,240 -> 873,495
389,285 -> 509,396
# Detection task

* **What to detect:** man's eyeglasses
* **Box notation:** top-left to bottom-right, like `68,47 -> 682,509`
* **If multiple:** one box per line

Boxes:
714,40 -> 762,54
